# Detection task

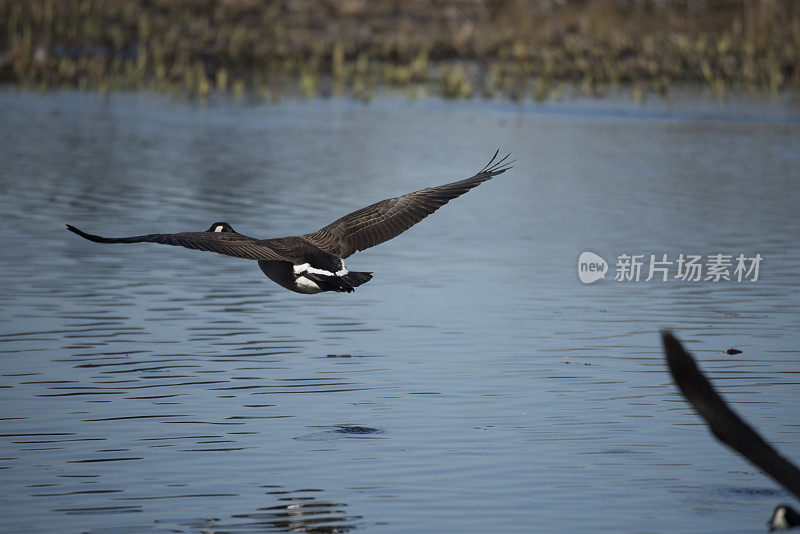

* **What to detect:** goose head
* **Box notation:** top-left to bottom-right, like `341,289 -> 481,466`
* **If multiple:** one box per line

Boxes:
207,222 -> 235,233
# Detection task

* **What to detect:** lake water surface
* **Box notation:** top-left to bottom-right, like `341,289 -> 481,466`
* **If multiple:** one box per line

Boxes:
1,90 -> 799,533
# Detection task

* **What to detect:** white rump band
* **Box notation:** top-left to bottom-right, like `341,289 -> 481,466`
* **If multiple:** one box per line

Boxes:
293,263 -> 311,274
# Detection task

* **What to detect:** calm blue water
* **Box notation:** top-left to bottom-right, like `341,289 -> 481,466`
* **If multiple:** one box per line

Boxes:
1,90 -> 799,533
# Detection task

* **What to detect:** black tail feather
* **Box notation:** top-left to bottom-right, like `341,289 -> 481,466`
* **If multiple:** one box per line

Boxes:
342,271 -> 373,288
304,271 -> 373,293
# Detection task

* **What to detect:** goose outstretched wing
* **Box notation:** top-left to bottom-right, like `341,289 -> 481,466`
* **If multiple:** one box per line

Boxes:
66,225 -> 292,262
662,331 -> 800,500
302,150 -> 513,259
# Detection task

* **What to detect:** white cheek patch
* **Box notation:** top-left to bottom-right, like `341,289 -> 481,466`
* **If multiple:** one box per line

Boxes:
773,508 -> 789,529
214,226 -> 224,232
293,263 -> 311,274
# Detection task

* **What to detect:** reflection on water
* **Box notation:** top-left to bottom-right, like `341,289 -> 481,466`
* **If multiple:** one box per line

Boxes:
295,425 -> 384,441
51,487 -> 361,533
1,90 -> 799,533
179,489 -> 361,533
230,491 -> 360,534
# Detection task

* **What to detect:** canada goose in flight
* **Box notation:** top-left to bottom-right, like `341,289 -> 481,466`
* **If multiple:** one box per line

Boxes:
661,332 -> 800,530
67,151 -> 513,294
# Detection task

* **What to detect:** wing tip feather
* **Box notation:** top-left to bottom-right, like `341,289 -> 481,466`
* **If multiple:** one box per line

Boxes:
66,224 -> 104,242
476,149 -> 514,179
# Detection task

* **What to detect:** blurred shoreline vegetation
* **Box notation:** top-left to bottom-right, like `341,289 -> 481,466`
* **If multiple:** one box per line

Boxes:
1,0 -> 798,102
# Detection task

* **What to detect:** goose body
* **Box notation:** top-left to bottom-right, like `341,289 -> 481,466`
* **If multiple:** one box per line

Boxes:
67,151 -> 512,294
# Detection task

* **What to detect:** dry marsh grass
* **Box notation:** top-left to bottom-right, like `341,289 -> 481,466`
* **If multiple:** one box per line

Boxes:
1,0 -> 798,100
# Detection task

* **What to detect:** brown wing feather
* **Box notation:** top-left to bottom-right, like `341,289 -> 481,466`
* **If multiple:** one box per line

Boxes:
66,225 -> 293,262
662,331 -> 800,501
303,151 -> 513,258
